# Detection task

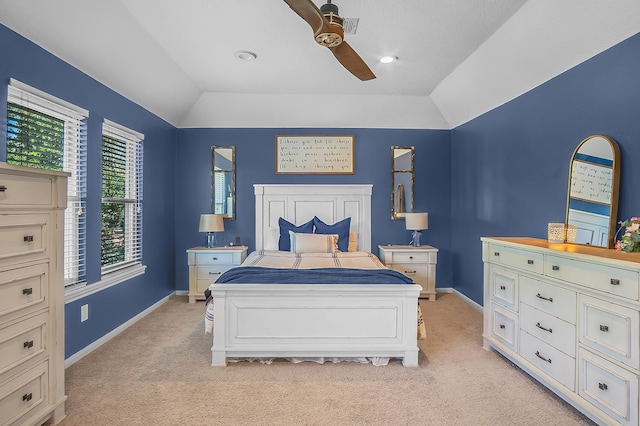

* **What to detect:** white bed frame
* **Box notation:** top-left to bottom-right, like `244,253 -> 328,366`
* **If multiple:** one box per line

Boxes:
209,184 -> 421,366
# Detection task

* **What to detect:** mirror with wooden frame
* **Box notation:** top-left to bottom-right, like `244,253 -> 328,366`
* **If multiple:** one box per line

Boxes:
211,146 -> 235,220
391,146 -> 414,220
565,135 -> 620,248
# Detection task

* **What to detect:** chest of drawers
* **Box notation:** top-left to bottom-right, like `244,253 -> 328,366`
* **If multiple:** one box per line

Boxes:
0,162 -> 67,425
187,246 -> 247,303
483,237 -> 640,426
378,245 -> 438,301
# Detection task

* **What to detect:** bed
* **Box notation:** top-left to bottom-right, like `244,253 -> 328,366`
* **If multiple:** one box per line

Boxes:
208,184 -> 422,366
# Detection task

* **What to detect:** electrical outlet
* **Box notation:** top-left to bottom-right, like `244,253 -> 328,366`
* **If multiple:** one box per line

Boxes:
81,304 -> 89,322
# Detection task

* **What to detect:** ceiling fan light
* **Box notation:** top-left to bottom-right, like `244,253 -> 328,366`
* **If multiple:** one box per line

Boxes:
380,56 -> 398,64
234,50 -> 257,61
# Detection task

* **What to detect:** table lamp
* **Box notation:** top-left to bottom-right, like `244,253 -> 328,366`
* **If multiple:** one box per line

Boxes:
405,212 -> 428,247
199,214 -> 224,248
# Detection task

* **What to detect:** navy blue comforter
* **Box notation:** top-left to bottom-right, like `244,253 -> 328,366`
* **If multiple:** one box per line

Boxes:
215,267 -> 413,285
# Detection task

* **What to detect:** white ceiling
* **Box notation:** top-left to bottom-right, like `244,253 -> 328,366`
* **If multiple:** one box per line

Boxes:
0,0 -> 638,129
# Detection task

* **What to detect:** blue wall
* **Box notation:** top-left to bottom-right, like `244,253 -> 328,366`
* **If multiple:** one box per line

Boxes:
451,33 -> 640,304
174,128 -> 453,291
0,25 -> 178,358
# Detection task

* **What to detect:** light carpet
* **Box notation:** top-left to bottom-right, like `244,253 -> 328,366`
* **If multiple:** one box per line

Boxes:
60,293 -> 593,425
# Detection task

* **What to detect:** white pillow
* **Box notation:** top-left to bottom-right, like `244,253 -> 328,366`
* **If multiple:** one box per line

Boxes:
289,231 -> 338,253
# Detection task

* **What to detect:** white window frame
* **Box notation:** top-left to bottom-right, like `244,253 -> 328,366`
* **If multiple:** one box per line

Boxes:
100,119 -> 145,280
7,79 -> 88,289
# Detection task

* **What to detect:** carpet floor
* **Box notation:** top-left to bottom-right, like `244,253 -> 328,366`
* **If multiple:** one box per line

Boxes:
60,293 -> 593,425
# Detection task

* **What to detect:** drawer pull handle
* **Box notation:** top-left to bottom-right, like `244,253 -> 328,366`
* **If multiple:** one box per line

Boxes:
23,393 -> 33,402
534,351 -> 552,364
24,235 -> 34,243
212,257 -> 218,261
535,293 -> 553,302
527,259 -> 534,265
535,323 -> 552,333
610,278 -> 620,286
598,382 -> 608,391
499,285 -> 506,290
552,265 -> 560,271
494,252 -> 500,257
23,288 -> 33,295
24,340 -> 34,348
0,185 -> 6,192
404,270 -> 416,274
208,272 -> 221,275
499,324 -> 505,329
599,325 -> 609,332
409,256 -> 413,260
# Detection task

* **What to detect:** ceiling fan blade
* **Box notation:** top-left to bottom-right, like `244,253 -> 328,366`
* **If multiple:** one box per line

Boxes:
283,0 -> 327,34
330,41 -> 376,81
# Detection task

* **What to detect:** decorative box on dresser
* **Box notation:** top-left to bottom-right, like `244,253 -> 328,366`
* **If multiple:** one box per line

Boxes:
0,163 -> 68,425
378,245 -> 438,301
187,246 -> 247,303
482,237 -> 640,426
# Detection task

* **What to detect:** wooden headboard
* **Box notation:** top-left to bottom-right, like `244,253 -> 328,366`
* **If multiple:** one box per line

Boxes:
254,184 -> 372,252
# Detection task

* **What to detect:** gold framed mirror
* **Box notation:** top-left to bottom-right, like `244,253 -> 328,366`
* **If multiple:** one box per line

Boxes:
391,146 -> 414,220
565,135 -> 620,248
211,146 -> 235,220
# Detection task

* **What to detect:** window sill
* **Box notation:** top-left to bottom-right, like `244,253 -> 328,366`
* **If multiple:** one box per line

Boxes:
64,263 -> 146,304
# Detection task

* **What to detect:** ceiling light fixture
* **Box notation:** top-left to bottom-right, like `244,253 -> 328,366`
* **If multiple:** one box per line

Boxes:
380,56 -> 398,64
234,50 -> 257,61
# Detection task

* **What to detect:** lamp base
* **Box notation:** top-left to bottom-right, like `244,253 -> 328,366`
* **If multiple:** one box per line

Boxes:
205,233 -> 216,248
409,230 -> 423,247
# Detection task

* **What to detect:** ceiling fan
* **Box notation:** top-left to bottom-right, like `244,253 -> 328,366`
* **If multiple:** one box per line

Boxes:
283,0 -> 376,81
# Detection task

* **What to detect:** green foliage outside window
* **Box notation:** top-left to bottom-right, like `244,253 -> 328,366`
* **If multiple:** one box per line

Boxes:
101,135 -> 127,266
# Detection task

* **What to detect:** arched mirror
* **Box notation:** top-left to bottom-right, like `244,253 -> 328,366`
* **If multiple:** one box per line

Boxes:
566,135 -> 620,248
211,146 -> 235,220
391,146 -> 414,220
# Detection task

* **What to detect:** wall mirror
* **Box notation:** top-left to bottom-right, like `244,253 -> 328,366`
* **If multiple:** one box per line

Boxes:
566,135 -> 620,248
391,146 -> 414,220
211,146 -> 235,220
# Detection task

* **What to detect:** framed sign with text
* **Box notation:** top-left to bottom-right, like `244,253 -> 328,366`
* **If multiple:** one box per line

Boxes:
276,135 -> 354,174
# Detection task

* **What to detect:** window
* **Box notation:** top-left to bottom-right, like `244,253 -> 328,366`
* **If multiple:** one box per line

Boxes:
6,79 -> 88,287
101,120 -> 143,275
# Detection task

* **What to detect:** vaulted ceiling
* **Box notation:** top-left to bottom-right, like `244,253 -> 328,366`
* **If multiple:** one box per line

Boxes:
1,1 -> 638,129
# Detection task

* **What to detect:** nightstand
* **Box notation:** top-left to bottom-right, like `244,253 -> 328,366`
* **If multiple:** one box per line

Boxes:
186,246 -> 248,303
378,245 -> 438,301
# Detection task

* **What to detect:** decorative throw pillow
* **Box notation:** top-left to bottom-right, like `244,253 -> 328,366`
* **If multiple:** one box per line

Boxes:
348,231 -> 359,252
278,217 -> 314,251
289,231 -> 338,253
313,216 -> 351,252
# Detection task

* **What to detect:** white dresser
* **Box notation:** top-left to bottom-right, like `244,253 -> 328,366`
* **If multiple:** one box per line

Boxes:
0,163 -> 67,425
378,245 -> 438,300
187,246 -> 247,303
483,237 -> 640,425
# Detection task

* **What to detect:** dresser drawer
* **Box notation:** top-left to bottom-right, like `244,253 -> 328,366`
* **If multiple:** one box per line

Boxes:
387,251 -> 434,264
579,295 -> 639,369
520,276 -> 576,324
520,303 -> 576,357
578,348 -> 638,426
491,266 -> 518,311
0,313 -> 47,376
545,254 -> 639,301
0,361 -> 48,426
491,304 -> 518,352
488,244 -> 544,274
390,263 -> 428,280
520,330 -> 575,391
195,252 -> 234,265
0,264 -> 48,322
0,214 -> 49,265
0,174 -> 52,207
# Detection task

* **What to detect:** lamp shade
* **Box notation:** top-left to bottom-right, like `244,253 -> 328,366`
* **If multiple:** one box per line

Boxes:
405,213 -> 428,230
199,214 -> 224,232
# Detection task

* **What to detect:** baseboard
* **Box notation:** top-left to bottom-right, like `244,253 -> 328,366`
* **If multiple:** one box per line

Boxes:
64,292 -> 174,368
436,287 -> 483,313
175,290 -> 188,296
